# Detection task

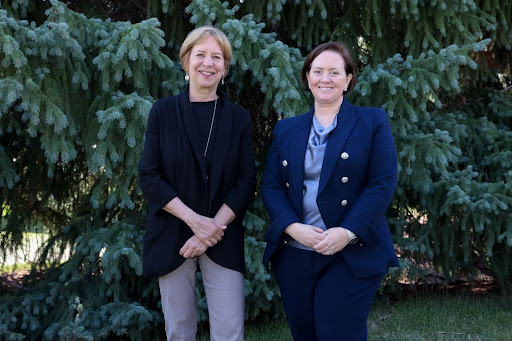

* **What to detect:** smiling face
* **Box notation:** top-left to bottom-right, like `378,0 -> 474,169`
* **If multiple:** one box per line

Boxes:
185,36 -> 226,95
306,50 -> 353,106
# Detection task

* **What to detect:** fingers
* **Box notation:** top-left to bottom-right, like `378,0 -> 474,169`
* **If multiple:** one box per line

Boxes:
312,226 -> 325,234
179,243 -> 188,256
180,243 -> 207,259
203,229 -> 223,246
313,229 -> 346,255
302,225 -> 325,247
180,244 -> 193,258
192,216 -> 226,246
286,223 -> 327,248
179,240 -> 195,258
180,235 -> 209,258
313,238 -> 330,254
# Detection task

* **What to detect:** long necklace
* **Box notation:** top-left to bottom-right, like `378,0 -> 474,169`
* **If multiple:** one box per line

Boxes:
203,98 -> 218,157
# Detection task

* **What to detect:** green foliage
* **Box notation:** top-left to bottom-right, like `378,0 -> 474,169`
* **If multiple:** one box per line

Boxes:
0,0 -> 511,339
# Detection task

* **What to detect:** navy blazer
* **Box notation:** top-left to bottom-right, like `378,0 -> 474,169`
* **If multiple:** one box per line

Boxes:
138,86 -> 256,277
261,99 -> 399,279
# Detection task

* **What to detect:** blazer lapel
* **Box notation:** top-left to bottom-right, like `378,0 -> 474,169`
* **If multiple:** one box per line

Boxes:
289,109 -> 313,210
179,86 -> 207,177
318,100 -> 358,195
208,92 -> 232,203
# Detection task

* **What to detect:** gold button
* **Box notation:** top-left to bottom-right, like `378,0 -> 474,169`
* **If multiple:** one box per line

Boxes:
341,176 -> 348,183
341,200 -> 348,206
282,160 -> 288,167
340,152 -> 349,159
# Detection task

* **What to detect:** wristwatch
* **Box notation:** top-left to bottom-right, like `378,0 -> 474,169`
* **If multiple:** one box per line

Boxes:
345,229 -> 359,244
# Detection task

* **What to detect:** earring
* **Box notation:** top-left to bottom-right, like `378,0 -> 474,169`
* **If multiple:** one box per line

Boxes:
185,74 -> 190,81
343,87 -> 348,91
221,75 -> 225,85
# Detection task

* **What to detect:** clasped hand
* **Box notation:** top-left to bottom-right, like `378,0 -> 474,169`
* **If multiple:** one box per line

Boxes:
180,235 -> 208,258
188,214 -> 226,247
285,223 -> 349,256
180,215 -> 226,259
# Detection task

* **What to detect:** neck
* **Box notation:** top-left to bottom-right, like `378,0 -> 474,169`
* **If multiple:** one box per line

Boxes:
189,85 -> 218,102
314,97 -> 343,127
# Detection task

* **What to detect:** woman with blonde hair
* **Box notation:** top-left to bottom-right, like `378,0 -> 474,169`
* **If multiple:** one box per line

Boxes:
139,26 -> 256,341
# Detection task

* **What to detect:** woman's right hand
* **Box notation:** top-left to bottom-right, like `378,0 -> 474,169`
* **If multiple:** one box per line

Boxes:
187,214 -> 227,247
284,222 -> 325,248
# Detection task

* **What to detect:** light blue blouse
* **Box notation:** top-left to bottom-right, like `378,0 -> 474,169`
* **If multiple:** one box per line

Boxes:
288,114 -> 338,250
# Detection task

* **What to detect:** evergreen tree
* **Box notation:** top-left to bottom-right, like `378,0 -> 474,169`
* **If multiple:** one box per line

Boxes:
0,0 -> 510,339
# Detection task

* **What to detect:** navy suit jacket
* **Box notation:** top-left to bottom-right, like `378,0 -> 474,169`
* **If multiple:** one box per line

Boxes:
138,86 -> 256,277
261,99 -> 399,279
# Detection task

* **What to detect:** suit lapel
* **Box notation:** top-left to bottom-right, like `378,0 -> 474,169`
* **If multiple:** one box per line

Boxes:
318,100 -> 358,195
289,109 -> 313,209
208,93 -> 232,203
179,86 -> 207,177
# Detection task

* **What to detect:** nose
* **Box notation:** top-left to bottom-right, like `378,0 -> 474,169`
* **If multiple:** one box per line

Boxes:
321,72 -> 331,82
203,56 -> 213,67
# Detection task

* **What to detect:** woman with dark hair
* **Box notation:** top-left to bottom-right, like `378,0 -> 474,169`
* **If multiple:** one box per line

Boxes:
261,42 -> 399,341
138,26 -> 256,341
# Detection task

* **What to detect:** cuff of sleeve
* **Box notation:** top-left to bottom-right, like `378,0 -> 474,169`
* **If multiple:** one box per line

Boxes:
264,210 -> 300,244
345,228 -> 357,239
342,215 -> 380,246
151,193 -> 177,215
224,194 -> 245,218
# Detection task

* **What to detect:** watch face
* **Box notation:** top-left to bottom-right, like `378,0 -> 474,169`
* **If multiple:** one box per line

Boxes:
349,237 -> 359,244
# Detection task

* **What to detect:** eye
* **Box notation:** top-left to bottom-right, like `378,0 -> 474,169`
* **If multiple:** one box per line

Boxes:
196,53 -> 204,57
213,55 -> 222,60
313,70 -> 322,74
330,71 -> 340,76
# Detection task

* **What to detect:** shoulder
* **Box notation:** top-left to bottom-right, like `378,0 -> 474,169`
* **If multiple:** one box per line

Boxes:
222,99 -> 253,131
228,101 -> 250,118
152,95 -> 178,113
353,105 -> 387,119
148,95 -> 179,122
349,104 -> 390,132
273,112 -> 310,134
353,104 -> 387,122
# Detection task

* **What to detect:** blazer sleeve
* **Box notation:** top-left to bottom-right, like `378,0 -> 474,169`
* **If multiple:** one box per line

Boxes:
261,121 -> 301,243
223,109 -> 257,217
138,100 -> 178,214
341,109 -> 397,245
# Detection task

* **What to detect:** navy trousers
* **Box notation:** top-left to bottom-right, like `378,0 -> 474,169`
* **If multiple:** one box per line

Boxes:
272,244 -> 384,341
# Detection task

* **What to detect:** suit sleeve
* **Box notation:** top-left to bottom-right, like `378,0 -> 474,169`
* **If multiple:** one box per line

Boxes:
261,121 -> 301,243
223,109 -> 257,217
138,100 -> 178,214
341,109 -> 397,245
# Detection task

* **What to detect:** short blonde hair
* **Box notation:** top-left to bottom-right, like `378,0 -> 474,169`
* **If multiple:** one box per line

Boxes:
179,26 -> 232,74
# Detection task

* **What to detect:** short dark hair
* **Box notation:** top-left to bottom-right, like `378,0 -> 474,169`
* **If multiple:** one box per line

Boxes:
301,42 -> 357,95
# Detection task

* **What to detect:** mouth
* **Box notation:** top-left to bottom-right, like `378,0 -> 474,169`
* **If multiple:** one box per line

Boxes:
199,71 -> 215,76
318,87 -> 333,90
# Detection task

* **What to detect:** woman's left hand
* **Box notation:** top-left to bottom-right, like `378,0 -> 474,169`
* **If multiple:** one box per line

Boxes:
313,227 -> 349,256
179,235 -> 208,258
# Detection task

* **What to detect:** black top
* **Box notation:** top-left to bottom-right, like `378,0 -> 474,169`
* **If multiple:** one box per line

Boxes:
190,100 -> 219,178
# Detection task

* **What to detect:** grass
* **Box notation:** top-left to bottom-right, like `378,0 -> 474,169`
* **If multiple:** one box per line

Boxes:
198,295 -> 512,341
368,295 -> 512,341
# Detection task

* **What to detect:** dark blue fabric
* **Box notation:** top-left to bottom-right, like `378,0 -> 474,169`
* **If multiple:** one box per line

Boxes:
273,245 -> 384,341
262,99 -> 399,279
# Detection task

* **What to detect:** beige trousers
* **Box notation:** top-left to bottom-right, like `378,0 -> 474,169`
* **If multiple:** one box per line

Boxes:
158,253 -> 245,341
